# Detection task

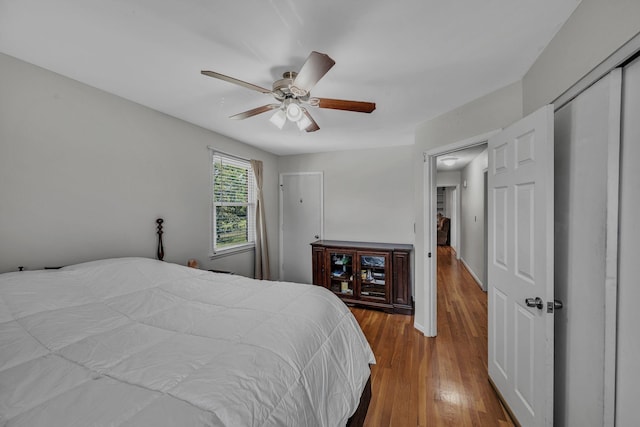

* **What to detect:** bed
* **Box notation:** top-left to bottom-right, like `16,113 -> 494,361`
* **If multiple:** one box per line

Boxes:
0,257 -> 375,426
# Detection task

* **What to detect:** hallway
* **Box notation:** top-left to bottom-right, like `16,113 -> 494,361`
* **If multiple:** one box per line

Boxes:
351,246 -> 513,426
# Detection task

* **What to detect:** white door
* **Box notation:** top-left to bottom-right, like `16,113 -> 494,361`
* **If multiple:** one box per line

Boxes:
488,105 -> 554,427
279,172 -> 323,283
616,56 -> 640,427
554,69 -> 621,427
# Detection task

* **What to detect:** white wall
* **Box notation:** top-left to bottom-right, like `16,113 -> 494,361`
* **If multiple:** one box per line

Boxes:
459,150 -> 487,289
0,52 -> 279,277
278,146 -> 414,245
523,0 -> 640,114
443,187 -> 454,219
436,171 -> 461,188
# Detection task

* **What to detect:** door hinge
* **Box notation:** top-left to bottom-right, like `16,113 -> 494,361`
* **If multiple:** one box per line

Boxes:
428,252 -> 432,258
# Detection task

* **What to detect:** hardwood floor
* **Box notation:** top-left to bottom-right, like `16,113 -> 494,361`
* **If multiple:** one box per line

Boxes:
350,246 -> 514,427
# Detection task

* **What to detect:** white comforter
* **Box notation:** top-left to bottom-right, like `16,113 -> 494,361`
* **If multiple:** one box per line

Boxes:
0,257 -> 375,426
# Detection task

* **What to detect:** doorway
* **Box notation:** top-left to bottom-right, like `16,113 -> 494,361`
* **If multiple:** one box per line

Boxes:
425,108 -> 559,427
435,143 -> 488,290
436,186 -> 458,253
422,132 -> 497,337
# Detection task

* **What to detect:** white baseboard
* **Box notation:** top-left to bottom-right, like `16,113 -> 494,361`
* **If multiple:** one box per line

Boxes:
460,257 -> 485,291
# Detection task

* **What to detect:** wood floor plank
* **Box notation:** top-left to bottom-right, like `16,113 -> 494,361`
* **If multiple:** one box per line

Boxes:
351,246 -> 514,427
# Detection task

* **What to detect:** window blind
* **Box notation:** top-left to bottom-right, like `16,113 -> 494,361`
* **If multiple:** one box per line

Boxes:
211,151 -> 256,252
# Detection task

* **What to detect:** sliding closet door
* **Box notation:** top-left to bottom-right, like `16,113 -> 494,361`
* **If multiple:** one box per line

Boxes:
616,56 -> 640,427
553,69 -> 621,427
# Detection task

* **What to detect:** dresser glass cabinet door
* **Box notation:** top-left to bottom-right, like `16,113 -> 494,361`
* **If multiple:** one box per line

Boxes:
328,250 -> 355,296
359,252 -> 390,303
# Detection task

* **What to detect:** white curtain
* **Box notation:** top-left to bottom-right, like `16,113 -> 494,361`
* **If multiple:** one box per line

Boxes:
250,159 -> 270,280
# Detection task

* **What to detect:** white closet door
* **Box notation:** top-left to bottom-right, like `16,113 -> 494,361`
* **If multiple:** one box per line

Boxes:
553,69 -> 621,427
616,56 -> 640,427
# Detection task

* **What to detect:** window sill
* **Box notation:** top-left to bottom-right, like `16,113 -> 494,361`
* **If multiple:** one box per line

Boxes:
209,243 -> 255,259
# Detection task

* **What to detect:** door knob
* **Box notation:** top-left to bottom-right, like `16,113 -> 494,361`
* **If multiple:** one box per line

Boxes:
525,297 -> 544,310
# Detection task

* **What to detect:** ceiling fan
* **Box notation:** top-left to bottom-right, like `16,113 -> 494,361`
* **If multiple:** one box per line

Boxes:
201,51 -> 376,132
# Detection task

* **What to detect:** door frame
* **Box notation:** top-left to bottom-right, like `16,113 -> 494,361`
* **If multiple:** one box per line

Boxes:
278,171 -> 324,281
423,129 -> 500,337
448,185 -> 460,257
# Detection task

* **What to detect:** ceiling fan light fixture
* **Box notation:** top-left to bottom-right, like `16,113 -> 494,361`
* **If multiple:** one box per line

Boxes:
297,113 -> 312,131
285,100 -> 303,122
269,109 -> 287,129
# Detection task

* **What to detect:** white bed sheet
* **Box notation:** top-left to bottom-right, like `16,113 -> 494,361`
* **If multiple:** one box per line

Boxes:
0,257 -> 375,426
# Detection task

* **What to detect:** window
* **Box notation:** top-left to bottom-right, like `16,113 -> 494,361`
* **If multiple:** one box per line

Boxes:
211,151 -> 255,254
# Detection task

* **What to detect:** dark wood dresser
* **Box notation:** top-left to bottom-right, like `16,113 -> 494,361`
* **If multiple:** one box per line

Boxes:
311,240 -> 413,314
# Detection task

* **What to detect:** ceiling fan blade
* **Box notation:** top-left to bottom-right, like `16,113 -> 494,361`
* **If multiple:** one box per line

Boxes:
302,109 -> 320,132
290,51 -> 336,96
201,70 -> 272,94
315,98 -> 376,113
230,104 -> 281,120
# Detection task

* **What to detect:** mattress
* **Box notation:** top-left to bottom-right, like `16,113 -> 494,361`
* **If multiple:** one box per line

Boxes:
0,257 -> 375,426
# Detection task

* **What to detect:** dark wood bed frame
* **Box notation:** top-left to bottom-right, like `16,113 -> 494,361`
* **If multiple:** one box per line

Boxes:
347,376 -> 372,427
155,218 -> 371,426
156,218 -> 164,261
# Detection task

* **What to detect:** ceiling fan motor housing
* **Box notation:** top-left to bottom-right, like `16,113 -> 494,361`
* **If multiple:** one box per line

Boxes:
272,71 -> 309,102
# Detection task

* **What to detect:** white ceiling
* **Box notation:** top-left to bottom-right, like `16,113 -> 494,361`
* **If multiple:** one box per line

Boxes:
0,0 -> 580,155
